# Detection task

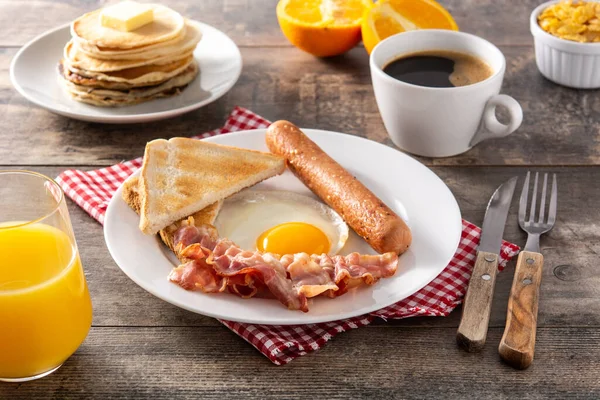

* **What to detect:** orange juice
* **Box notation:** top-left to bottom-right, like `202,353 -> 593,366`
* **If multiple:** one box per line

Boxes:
0,222 -> 92,379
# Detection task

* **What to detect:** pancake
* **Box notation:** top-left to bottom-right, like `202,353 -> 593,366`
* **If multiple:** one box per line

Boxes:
64,40 -> 194,72
67,86 -> 184,107
62,4 -> 199,107
72,4 -> 185,49
63,55 -> 194,85
75,20 -> 202,61
60,59 -> 168,90
61,61 -> 198,107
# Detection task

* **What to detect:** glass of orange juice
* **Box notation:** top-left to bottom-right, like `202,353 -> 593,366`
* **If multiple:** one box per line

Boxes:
0,171 -> 92,382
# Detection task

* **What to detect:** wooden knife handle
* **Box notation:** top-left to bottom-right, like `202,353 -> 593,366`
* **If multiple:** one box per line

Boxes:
499,250 -> 544,369
457,251 -> 499,352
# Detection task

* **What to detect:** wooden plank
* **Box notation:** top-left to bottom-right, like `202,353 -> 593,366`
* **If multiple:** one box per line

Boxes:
2,45 -> 599,167
0,0 -> 537,47
4,166 -> 598,330
0,0 -> 286,48
1,326 -> 599,399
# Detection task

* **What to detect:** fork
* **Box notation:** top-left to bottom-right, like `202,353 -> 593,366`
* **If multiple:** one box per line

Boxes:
499,171 -> 557,369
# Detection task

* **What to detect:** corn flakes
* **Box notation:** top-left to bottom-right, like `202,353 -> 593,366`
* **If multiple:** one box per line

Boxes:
538,1 -> 600,42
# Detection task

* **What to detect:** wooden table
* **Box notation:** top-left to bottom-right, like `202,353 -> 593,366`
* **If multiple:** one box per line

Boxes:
1,1 -> 599,398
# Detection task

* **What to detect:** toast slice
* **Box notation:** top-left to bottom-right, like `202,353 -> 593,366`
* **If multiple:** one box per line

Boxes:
138,137 -> 285,235
122,176 -> 143,214
122,176 -> 222,252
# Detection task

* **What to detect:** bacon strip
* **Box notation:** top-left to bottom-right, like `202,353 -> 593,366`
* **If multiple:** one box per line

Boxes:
280,253 -> 338,298
280,252 -> 398,298
168,224 -> 399,312
173,223 -> 218,253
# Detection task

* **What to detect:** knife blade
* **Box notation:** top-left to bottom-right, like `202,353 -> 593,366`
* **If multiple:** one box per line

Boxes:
478,177 -> 518,254
457,177 -> 517,352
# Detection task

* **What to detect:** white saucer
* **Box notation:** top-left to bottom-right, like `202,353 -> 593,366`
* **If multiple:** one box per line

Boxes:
104,129 -> 462,325
10,21 -> 242,124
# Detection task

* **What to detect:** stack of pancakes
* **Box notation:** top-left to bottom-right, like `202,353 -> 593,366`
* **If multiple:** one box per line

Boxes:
59,4 -> 201,107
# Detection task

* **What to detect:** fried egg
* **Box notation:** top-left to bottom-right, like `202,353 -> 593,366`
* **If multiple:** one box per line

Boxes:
214,190 -> 349,255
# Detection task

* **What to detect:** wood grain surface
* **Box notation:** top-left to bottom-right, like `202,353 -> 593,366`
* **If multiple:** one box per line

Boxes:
0,0 -> 538,47
0,0 -> 599,398
1,327 -> 600,399
1,44 -> 598,166
499,251 -> 545,370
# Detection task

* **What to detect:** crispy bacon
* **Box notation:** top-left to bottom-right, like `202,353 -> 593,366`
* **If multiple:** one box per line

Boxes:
168,259 -> 226,293
168,224 -> 399,312
280,253 -> 338,298
211,254 -> 308,312
173,222 -> 218,252
280,252 -> 398,298
175,242 -> 308,311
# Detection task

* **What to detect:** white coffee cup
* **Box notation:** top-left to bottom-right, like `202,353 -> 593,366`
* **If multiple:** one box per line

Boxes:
370,30 -> 523,158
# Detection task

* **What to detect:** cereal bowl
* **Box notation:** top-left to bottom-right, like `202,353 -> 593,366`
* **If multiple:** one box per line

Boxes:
531,0 -> 600,88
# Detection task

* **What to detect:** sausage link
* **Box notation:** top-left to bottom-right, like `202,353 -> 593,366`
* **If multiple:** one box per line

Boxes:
266,121 -> 412,255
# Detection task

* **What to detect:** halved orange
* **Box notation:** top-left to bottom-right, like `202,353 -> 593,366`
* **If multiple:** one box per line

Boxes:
277,0 -> 373,57
362,0 -> 458,54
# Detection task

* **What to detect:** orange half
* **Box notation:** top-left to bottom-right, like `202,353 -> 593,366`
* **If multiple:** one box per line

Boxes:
277,0 -> 373,57
362,0 -> 458,54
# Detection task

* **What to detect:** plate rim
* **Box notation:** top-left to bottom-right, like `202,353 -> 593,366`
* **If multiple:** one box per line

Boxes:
10,21 -> 243,124
104,128 -> 463,325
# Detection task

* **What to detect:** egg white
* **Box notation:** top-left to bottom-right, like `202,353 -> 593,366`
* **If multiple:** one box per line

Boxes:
214,190 -> 349,255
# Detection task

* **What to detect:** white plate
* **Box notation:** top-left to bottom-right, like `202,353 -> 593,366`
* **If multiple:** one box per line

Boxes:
10,22 -> 242,124
104,129 -> 462,325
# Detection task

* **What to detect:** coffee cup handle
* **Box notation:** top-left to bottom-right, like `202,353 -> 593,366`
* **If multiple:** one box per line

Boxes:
469,94 -> 523,147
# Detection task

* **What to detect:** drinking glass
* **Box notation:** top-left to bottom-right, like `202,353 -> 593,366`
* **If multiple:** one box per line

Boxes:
0,171 -> 92,382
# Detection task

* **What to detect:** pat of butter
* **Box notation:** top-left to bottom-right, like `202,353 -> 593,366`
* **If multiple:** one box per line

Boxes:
100,1 -> 154,32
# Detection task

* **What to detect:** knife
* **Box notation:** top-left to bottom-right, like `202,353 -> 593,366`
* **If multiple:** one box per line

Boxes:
457,176 -> 518,352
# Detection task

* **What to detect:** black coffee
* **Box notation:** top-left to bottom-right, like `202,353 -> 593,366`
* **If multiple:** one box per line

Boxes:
382,50 -> 493,88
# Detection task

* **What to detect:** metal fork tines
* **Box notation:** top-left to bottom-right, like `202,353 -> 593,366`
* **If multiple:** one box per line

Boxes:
519,171 -> 558,253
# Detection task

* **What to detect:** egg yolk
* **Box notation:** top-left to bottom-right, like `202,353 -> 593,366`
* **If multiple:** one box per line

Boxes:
256,222 -> 330,255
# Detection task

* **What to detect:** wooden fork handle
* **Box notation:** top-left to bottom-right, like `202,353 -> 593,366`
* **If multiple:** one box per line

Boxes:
499,250 -> 544,369
457,251 -> 499,352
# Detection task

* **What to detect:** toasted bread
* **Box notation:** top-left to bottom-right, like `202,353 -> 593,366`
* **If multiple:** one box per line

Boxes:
122,175 -> 222,252
138,138 -> 285,235
122,176 -> 142,214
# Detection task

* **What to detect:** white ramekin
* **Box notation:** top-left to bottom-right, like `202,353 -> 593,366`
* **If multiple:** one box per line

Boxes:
531,0 -> 600,89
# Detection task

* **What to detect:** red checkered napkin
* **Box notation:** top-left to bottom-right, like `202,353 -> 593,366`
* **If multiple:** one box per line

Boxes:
57,107 -> 520,365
